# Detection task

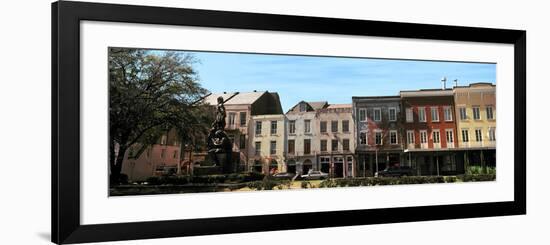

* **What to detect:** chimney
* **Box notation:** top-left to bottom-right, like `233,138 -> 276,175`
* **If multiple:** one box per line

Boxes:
453,79 -> 458,87
441,77 -> 447,90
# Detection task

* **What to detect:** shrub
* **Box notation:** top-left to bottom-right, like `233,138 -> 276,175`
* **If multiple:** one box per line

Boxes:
224,173 -> 243,182
301,181 -> 311,189
242,172 -> 266,182
467,166 -> 482,175
317,176 -> 462,188
144,172 -> 267,186
247,179 -> 281,190
444,176 -> 458,183
109,174 -> 129,185
164,176 -> 189,185
461,174 -> 496,182
466,166 -> 496,175
485,167 -> 496,175
319,179 -> 338,188
145,176 -> 188,185
145,176 -> 161,185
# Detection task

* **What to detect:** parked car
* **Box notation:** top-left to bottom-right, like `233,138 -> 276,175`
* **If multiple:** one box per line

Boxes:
272,172 -> 295,180
300,170 -> 329,180
375,166 -> 416,177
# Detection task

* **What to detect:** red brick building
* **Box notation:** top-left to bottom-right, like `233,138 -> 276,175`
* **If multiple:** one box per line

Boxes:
400,89 -> 462,175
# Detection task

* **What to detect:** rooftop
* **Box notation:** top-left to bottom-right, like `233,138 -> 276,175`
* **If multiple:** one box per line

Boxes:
352,95 -> 400,100
203,91 -> 266,105
453,82 -> 495,89
307,101 -> 329,110
327,103 -> 352,109
400,89 -> 454,97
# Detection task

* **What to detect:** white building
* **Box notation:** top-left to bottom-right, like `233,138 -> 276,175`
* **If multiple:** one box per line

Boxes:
285,101 -> 328,174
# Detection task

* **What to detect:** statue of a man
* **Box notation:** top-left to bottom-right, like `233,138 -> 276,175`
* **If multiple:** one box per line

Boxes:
213,96 -> 226,130
206,96 -> 233,170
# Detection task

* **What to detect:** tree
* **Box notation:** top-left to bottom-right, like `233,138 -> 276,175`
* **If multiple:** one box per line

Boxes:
108,48 -> 210,184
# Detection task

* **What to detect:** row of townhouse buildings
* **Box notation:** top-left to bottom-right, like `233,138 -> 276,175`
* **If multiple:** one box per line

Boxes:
355,82 -> 496,176
121,82 -> 496,181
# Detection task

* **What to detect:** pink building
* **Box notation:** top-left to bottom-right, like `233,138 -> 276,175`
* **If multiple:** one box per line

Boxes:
121,129 -> 182,181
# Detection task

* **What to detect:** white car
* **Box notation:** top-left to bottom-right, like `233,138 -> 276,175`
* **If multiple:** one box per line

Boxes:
300,170 -> 329,180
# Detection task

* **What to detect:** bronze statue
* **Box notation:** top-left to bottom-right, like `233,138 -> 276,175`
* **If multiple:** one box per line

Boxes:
212,96 -> 226,130
206,96 -> 233,171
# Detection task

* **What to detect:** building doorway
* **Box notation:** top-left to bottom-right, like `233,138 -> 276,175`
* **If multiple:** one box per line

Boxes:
302,159 -> 313,174
346,156 -> 353,177
269,159 -> 278,175
333,157 -> 344,178
253,160 -> 262,173
287,160 -> 296,174
320,157 -> 330,174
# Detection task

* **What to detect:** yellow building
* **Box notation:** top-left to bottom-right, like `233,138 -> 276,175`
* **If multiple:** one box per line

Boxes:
249,114 -> 287,174
453,83 -> 496,167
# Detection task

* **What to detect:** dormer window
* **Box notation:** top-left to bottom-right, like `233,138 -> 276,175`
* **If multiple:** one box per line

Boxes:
299,103 -> 307,112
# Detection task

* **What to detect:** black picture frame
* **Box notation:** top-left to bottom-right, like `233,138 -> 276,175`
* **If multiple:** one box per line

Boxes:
52,1 -> 526,244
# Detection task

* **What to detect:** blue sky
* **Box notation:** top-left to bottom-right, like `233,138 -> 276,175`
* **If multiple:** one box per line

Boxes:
178,50 -> 495,111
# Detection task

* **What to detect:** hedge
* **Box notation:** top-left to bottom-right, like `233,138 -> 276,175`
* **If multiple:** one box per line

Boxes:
466,166 -> 496,175
318,174 -> 495,188
143,173 -> 495,188
145,172 -> 265,186
247,179 -> 290,190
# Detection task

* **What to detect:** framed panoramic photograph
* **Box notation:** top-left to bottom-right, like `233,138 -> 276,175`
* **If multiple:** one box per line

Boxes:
52,1 -> 526,244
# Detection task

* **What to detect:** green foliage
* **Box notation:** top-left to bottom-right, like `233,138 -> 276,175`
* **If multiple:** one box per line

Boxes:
466,166 -> 496,175
317,175 -> 494,188
301,181 -> 311,189
145,176 -> 161,185
143,173 -> 496,190
319,179 -> 339,188
242,172 -> 266,182
485,167 -> 496,175
110,173 -> 129,186
144,172 -> 266,186
190,175 -> 226,184
108,47 -> 212,179
247,179 -> 286,190
460,174 -> 496,182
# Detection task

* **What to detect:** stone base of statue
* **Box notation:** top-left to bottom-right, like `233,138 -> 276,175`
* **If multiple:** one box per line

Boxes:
207,152 -> 234,174
193,164 -> 223,176
205,127 -> 237,174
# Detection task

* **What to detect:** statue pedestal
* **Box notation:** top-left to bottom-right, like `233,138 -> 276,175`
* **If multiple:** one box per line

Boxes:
193,165 -> 223,176
200,152 -> 235,174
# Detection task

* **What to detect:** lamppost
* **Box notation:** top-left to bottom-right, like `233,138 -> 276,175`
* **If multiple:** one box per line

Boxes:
375,148 -> 378,176
404,149 -> 411,165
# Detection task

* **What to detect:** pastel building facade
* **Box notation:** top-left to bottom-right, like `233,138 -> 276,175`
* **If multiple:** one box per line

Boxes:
249,114 -> 287,174
316,104 -> 356,177
285,101 -> 328,175
453,83 -> 496,167
121,82 -> 497,180
121,128 -> 182,181
352,96 -> 403,176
